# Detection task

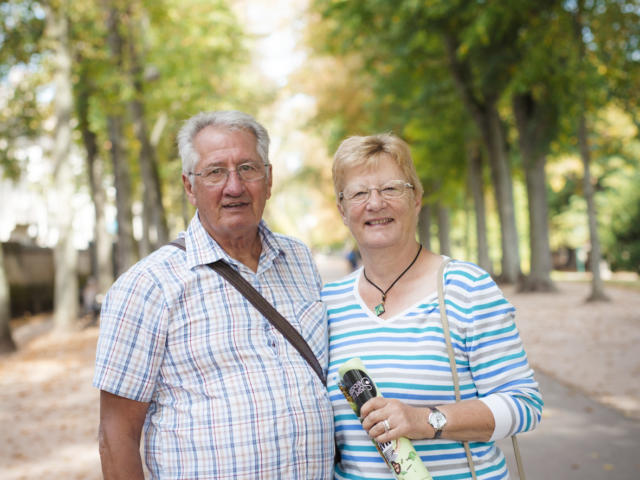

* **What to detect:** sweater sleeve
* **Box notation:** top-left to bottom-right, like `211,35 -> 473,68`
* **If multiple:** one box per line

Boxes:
461,266 -> 543,440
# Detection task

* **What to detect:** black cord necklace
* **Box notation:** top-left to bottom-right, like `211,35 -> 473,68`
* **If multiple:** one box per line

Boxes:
363,244 -> 422,316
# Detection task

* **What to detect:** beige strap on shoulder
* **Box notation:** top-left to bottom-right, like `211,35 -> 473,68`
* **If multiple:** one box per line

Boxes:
437,258 -> 526,480
437,258 -> 477,480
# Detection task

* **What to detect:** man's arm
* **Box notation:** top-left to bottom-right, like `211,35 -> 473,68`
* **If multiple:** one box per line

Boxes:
99,390 -> 150,480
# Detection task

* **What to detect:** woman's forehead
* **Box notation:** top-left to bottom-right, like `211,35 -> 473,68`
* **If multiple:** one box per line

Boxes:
343,156 -> 403,183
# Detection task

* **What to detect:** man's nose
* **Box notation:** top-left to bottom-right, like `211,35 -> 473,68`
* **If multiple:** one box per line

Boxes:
222,169 -> 245,195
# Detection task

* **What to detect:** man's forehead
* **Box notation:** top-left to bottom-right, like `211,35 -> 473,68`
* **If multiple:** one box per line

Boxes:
194,126 -> 259,161
195,124 -> 256,142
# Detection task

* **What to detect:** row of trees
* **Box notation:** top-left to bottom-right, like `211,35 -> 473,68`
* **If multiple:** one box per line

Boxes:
303,0 -> 639,294
0,0 -> 267,351
1,1 -> 639,353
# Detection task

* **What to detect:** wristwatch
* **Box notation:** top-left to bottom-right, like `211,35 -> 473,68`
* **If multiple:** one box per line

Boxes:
428,407 -> 447,439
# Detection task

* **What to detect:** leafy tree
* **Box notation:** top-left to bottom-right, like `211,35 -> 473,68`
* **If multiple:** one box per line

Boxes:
587,1 -> 640,274
309,0 -> 557,282
506,4 -> 578,291
605,174 -> 640,273
45,0 -> 80,329
1,0 -> 253,336
569,0 -> 612,301
0,0 -> 47,345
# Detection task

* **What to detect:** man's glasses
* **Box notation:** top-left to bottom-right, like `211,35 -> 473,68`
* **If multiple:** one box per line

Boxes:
339,180 -> 414,205
188,162 -> 270,186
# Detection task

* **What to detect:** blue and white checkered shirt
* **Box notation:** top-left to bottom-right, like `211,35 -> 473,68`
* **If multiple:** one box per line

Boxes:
93,214 -> 334,479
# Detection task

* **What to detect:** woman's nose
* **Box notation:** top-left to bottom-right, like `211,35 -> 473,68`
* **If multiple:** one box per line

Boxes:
365,188 -> 385,208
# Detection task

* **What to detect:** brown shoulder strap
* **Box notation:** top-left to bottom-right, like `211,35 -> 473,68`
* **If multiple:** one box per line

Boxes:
169,237 -> 326,385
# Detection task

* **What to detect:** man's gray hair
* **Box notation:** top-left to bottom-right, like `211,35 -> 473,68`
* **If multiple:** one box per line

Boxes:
177,110 -> 270,174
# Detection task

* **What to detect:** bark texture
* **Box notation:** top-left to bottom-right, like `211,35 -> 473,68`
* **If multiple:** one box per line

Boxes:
467,146 -> 492,273
47,4 -> 79,330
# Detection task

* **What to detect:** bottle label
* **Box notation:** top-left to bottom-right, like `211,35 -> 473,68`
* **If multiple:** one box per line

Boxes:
337,358 -> 434,480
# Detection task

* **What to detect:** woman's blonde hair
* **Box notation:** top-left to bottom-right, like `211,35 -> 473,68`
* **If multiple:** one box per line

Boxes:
332,133 -> 423,201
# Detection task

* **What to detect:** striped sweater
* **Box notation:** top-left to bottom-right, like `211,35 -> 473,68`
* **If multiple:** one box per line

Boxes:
322,259 -> 543,480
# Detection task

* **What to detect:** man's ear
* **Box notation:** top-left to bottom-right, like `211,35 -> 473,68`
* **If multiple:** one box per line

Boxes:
266,167 -> 273,200
182,174 -> 197,206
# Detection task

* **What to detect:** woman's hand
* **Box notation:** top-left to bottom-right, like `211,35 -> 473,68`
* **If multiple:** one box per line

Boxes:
359,397 -> 429,443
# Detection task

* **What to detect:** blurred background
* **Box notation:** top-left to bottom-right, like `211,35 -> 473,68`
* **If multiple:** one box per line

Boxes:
0,1 -> 639,477
1,0 -> 640,344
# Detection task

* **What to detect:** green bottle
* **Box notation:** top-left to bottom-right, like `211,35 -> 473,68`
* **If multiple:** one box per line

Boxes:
337,357 -> 433,480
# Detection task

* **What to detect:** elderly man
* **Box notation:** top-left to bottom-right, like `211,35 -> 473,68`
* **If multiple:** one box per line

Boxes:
94,111 -> 334,479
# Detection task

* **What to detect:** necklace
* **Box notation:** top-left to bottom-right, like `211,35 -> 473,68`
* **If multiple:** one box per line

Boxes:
363,244 -> 423,316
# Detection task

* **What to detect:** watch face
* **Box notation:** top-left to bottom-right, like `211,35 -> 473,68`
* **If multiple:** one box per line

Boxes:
430,410 -> 447,429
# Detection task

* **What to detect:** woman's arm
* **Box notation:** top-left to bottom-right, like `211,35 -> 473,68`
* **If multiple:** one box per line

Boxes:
360,397 -> 495,443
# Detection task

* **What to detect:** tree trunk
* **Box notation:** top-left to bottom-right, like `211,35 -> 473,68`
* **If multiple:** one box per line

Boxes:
513,93 -> 556,292
480,106 -> 521,283
47,5 -> 79,331
436,201 -> 451,257
573,0 -> 608,302
75,64 -> 113,295
418,203 -> 432,252
105,4 -> 136,275
0,245 -> 16,354
443,34 -> 521,283
578,113 -> 609,302
127,33 -> 168,255
467,145 -> 492,273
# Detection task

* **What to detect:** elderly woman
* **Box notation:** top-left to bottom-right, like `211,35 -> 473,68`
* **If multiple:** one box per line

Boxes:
323,133 -> 543,479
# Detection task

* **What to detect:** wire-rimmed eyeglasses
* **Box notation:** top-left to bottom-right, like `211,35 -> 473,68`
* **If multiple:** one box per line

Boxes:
188,162 -> 270,186
339,180 -> 414,205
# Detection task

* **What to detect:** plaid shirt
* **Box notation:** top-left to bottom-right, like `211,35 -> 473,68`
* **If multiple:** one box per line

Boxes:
93,215 -> 334,479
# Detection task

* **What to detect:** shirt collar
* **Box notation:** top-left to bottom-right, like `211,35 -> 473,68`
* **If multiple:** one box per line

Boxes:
184,213 -> 284,272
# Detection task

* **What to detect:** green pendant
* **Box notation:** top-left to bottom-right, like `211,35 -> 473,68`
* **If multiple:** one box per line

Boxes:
374,303 -> 385,316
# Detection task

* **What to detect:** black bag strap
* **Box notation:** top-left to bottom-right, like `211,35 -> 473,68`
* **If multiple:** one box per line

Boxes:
168,238 -> 326,385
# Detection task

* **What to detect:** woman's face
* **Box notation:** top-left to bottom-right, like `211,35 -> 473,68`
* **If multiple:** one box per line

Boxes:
338,155 -> 421,252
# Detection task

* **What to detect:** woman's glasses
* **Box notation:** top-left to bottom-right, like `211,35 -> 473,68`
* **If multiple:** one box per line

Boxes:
339,180 -> 414,205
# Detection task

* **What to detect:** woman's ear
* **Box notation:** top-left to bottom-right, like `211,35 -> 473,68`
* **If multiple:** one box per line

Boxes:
337,202 -> 348,226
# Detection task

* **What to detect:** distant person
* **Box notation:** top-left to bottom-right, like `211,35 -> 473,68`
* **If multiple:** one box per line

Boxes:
94,111 -> 334,479
323,133 -> 543,479
81,277 -> 99,325
346,246 -> 361,271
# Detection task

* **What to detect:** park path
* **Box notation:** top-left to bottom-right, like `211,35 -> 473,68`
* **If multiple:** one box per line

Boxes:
1,257 -> 639,479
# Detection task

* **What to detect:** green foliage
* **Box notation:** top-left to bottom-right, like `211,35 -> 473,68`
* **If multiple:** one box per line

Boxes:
602,167 -> 640,273
307,0 -> 477,207
0,0 -> 45,78
0,1 -> 49,180
67,0 -> 255,222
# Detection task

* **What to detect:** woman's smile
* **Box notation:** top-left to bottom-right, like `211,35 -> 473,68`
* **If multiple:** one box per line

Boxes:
365,218 -> 394,226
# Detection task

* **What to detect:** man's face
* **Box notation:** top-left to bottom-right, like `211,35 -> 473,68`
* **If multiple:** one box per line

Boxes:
182,126 -> 272,246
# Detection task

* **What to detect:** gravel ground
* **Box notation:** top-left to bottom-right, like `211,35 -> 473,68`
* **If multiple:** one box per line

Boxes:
0,279 -> 638,479
503,281 -> 640,420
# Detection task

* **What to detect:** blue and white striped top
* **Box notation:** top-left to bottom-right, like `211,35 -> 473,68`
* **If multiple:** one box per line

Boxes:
323,259 -> 543,480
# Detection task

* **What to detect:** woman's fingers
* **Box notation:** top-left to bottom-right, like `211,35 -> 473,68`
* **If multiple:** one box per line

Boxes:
362,399 -> 429,441
359,396 -> 386,419
360,399 -> 388,431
